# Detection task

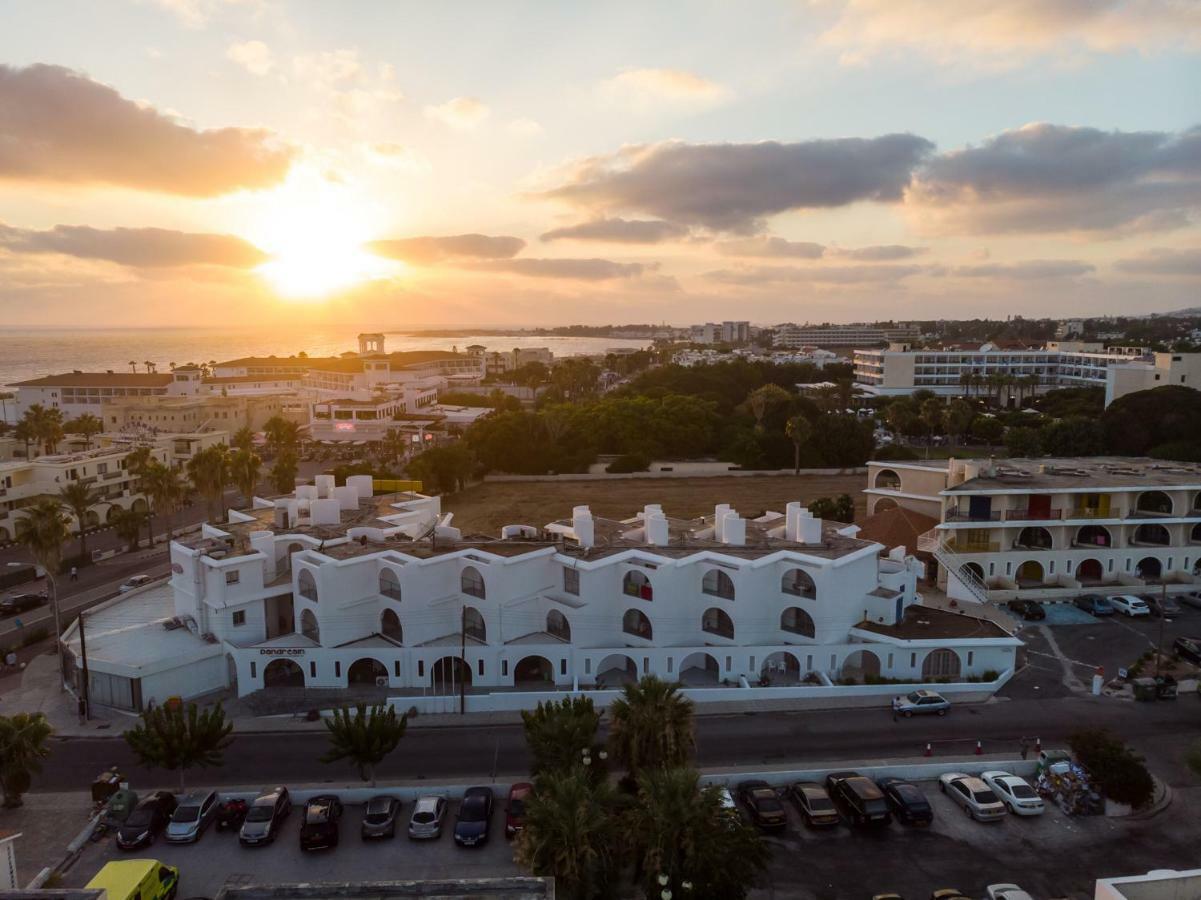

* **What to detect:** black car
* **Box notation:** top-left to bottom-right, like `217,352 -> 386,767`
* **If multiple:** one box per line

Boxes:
1173,637 -> 1201,666
0,593 -> 45,616
116,791 -> 178,850
1144,595 -> 1182,618
736,780 -> 787,832
361,796 -> 401,840
826,771 -> 892,826
1006,600 -> 1045,621
299,794 -> 343,851
453,787 -> 494,847
877,777 -> 933,826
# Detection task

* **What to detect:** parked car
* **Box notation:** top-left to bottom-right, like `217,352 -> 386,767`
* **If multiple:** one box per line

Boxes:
938,773 -> 1006,821
118,574 -> 155,593
987,884 -> 1034,900
876,777 -> 933,826
299,794 -> 343,851
826,771 -> 891,826
787,781 -> 840,827
116,791 -> 178,850
981,771 -> 1044,816
892,689 -> 949,718
1179,591 -> 1201,610
166,789 -> 219,843
1110,595 -> 1151,617
1172,637 -> 1201,666
1144,594 -> 1182,618
505,783 -> 533,838
931,891 -> 972,900
216,798 -> 248,832
408,795 -> 448,840
361,796 -> 401,840
454,787 -> 494,847
0,593 -> 46,616
736,780 -> 787,831
1006,599 -> 1045,621
239,786 -> 291,846
1075,594 -> 1115,616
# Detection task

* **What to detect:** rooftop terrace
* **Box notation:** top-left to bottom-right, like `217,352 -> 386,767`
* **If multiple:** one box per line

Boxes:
946,457 -> 1201,492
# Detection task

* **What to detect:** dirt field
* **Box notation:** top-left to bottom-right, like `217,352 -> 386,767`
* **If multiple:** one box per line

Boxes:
443,473 -> 868,535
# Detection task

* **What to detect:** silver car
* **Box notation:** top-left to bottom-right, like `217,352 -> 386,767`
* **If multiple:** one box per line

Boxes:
939,773 -> 1006,821
407,795 -> 447,840
240,786 -> 291,846
165,790 -> 219,843
892,689 -> 950,717
361,795 -> 401,840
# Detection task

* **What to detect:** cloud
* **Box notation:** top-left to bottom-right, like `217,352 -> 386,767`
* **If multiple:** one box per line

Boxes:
543,135 -> 934,232
507,117 -> 544,138
149,0 -> 257,28
226,39 -> 274,75
908,122 -> 1201,234
424,97 -> 490,130
1114,247 -> 1201,277
0,222 -> 268,268
541,218 -> 689,244
367,234 -> 525,264
814,0 -> 1201,67
291,50 -> 404,122
597,68 -> 731,113
836,244 -> 926,260
950,259 -> 1095,279
716,236 -> 826,258
362,142 -> 430,174
0,64 -> 294,196
704,263 -> 926,285
473,258 -> 647,280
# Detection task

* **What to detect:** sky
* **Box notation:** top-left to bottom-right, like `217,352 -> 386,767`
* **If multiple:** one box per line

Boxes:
0,0 -> 1199,329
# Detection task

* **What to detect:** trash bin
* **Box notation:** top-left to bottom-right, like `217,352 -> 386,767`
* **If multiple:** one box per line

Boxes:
1155,675 -> 1178,700
1132,677 -> 1158,702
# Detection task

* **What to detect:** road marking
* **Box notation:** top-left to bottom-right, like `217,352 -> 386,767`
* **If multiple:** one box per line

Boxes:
1108,616 -> 1156,649
1032,626 -> 1088,693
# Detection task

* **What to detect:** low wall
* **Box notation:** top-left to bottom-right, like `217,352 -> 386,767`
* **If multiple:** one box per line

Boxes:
484,467 -> 868,483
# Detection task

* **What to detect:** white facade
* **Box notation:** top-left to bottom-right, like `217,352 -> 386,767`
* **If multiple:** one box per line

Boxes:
777,324 -> 919,348
8,370 -> 200,422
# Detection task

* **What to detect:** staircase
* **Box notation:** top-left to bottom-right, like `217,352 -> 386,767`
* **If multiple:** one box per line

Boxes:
918,527 -> 991,604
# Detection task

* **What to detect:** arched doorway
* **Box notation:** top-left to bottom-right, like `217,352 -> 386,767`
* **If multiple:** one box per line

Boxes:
380,609 -> 402,643
873,497 -> 899,513
1016,560 -> 1044,587
679,652 -> 720,685
106,506 -> 121,523
1134,524 -> 1170,545
430,656 -> 472,694
840,650 -> 881,682
622,608 -> 652,639
514,655 -> 554,687
760,651 -> 801,684
1136,491 -> 1173,515
780,607 -> 815,638
300,608 -> 320,643
1016,527 -> 1052,550
464,606 -> 486,642
1076,558 -> 1103,584
875,469 -> 902,490
546,609 -> 570,641
959,562 -> 985,583
131,497 -> 148,514
348,657 -> 387,686
1136,557 -> 1162,581
263,658 -> 304,688
781,568 -> 816,599
596,653 -> 638,688
623,570 -> 653,600
701,607 -> 734,639
921,648 -> 962,680
1076,525 -> 1111,548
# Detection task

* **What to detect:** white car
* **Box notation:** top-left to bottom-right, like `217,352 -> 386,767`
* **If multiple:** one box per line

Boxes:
1110,595 -> 1150,617
938,773 -> 1006,821
987,885 -> 1034,900
118,574 -> 155,593
981,771 -> 1045,816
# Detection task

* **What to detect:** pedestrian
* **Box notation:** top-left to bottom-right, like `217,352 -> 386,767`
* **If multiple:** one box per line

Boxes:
70,565 -> 78,582
1020,737 -> 1030,760
12,617 -> 22,630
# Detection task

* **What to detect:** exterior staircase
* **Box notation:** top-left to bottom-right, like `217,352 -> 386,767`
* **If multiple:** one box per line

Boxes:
918,527 -> 991,604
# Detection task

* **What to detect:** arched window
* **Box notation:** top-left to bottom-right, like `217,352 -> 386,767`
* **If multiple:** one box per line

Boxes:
461,565 -> 486,599
381,608 -> 402,642
1136,557 -> 1162,581
781,568 -> 816,599
875,469 -> 902,490
464,606 -> 486,642
546,609 -> 571,641
1015,526 -> 1053,550
379,568 -> 402,601
622,608 -> 652,640
1016,560 -> 1044,586
623,570 -> 653,600
300,608 -> 320,643
701,569 -> 735,600
1075,525 -> 1111,548
298,569 -> 318,602
780,607 -> 815,638
348,658 -> 387,685
1134,524 -> 1170,546
1136,491 -> 1173,515
701,607 -> 734,639
1192,523 -> 1201,543
922,648 -> 962,679
1076,558 -> 1103,583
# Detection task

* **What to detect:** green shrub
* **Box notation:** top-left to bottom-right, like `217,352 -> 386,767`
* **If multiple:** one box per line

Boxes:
606,452 -> 651,474
980,669 -> 1000,681
1069,728 -> 1154,808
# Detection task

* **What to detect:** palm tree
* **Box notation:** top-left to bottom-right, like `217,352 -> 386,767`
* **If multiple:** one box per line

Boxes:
124,446 -> 157,546
186,445 -> 230,520
0,712 -> 54,807
230,427 -> 255,453
269,449 -> 299,494
13,418 -> 34,460
129,361 -> 137,373
109,506 -> 146,552
608,675 -> 695,779
263,416 -> 301,456
144,462 -> 188,540
14,498 -> 72,676
58,480 -> 102,562
784,414 -> 812,475
66,413 -> 103,449
21,404 -> 64,455
229,448 -> 262,506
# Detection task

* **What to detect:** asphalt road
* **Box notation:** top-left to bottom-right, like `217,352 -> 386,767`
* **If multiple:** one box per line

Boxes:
33,694 -> 1196,792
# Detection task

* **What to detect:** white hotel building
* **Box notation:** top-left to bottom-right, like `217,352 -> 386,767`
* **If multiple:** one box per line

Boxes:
62,478 -> 1018,712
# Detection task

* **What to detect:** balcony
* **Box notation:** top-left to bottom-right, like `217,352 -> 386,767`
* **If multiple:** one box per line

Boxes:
945,509 -> 1001,523
1070,507 -> 1114,520
945,540 -> 1000,553
1004,508 -> 1063,521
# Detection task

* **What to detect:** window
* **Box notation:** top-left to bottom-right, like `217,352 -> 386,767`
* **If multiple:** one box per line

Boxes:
461,566 -> 486,599
701,569 -> 736,600
563,566 -> 580,595
232,610 -> 246,626
225,570 -> 240,585
379,568 -> 402,601
250,662 -> 256,678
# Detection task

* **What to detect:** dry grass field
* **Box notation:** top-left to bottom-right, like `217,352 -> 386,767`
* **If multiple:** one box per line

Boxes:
442,473 -> 868,535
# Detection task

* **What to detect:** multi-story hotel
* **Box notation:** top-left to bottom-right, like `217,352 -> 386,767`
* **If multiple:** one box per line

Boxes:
60,478 -> 1019,712
865,457 -> 1201,604
776,324 -> 920,349
854,342 -> 1201,406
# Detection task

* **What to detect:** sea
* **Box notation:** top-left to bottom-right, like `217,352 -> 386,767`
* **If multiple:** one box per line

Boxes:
0,327 -> 653,387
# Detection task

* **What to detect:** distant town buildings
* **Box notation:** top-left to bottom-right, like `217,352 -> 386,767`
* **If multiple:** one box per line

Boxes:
465,344 -> 553,376
774,324 -> 921,348
672,347 -> 839,368
691,321 -> 751,345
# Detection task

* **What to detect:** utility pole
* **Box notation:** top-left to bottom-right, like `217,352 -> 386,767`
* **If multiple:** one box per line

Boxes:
79,608 -> 91,721
459,606 -> 467,716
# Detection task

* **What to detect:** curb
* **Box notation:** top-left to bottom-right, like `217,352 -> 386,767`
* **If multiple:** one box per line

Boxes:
1126,776 -> 1173,820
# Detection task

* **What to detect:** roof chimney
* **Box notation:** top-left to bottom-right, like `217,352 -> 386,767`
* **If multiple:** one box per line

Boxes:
785,501 -> 803,542
713,504 -> 731,541
721,511 -> 746,546
798,509 -> 822,544
572,506 -> 594,548
645,512 -> 669,546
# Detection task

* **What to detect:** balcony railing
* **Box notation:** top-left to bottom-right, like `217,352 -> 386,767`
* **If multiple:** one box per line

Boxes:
1004,508 -> 1063,521
945,509 -> 1002,522
1127,509 -> 1175,519
701,620 -> 734,639
1070,507 -> 1114,519
945,540 -> 1000,553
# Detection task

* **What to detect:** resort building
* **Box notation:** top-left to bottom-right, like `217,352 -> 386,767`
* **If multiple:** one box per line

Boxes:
8,369 -> 201,421
104,393 -> 288,434
61,479 -> 1019,712
776,324 -> 920,348
690,322 -> 751,345
866,457 -> 1201,604
308,391 -> 437,443
465,345 -> 553,376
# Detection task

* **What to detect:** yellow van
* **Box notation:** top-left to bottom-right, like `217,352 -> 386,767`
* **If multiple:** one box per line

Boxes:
85,859 -> 179,900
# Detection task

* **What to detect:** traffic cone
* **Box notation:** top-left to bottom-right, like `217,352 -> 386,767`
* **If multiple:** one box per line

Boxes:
974,740 -> 983,755
924,743 -> 932,757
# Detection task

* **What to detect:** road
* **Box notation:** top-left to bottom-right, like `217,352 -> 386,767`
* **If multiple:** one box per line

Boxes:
33,693 -> 1194,791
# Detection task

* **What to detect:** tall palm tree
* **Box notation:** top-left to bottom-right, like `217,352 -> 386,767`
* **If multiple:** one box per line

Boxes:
124,446 -> 157,546
785,414 -> 812,475
67,413 -> 103,449
144,461 -> 188,540
13,418 -> 34,460
229,448 -> 262,506
109,505 -> 146,552
186,445 -> 230,520
0,711 -> 54,808
608,675 -> 695,779
230,427 -> 255,453
14,498 -> 72,677
263,416 -> 301,456
129,360 -> 137,373
58,480 -> 102,562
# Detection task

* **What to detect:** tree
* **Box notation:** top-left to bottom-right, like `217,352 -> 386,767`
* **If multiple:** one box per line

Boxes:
125,446 -> 158,546
746,384 -> 793,431
319,702 -> 408,786
65,413 -> 103,449
809,494 -> 854,523
144,461 -> 189,539
109,505 -> 146,552
19,404 -> 65,455
608,676 -> 694,780
1101,385 -> 1201,456
13,417 -> 35,460
406,444 -> 474,494
123,702 -> 234,791
944,399 -> 975,446
920,397 -> 945,454
784,414 -> 811,475
186,445 -> 230,520
263,416 -> 301,457
1068,728 -> 1154,809
58,480 -> 102,563
625,768 -> 768,900
1040,417 -> 1106,456
231,426 -> 255,453
0,712 -> 53,807
516,768 -> 623,900
971,416 -> 1004,448
521,696 -> 604,779
229,448 -> 262,506
380,428 -> 409,469
1005,426 -> 1043,458
809,414 -> 876,467
269,448 -> 299,494
14,498 -> 71,673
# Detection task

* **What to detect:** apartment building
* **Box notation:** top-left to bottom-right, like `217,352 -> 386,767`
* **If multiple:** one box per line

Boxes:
308,392 -> 437,442
8,370 -> 198,421
465,345 -> 554,376
868,457 -> 1201,604
104,393 -> 288,434
691,321 -> 751,345
776,324 -> 920,349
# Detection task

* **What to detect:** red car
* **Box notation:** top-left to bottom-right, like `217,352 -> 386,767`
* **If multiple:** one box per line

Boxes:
505,783 -> 533,838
